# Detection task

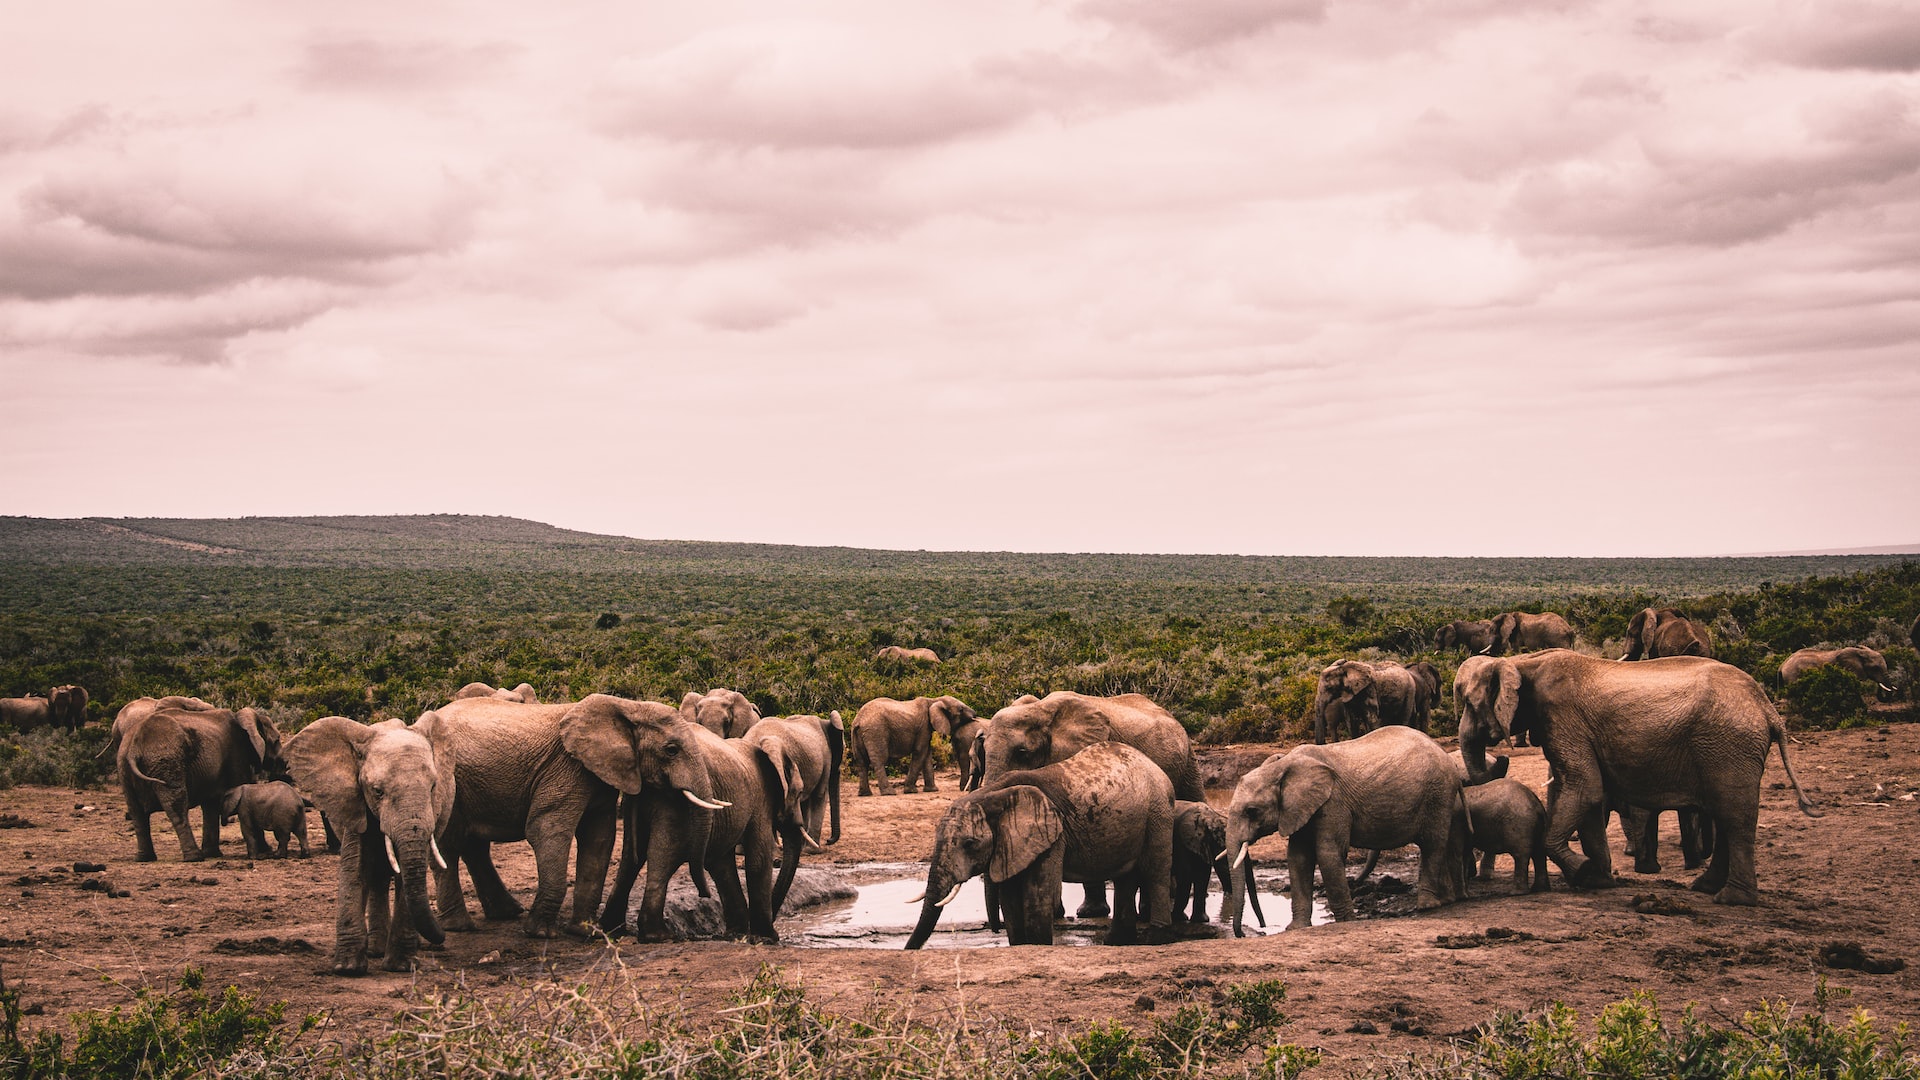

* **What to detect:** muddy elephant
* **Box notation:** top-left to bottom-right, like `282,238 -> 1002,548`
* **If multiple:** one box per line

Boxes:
285,714 -> 456,973
905,742 -> 1175,948
850,695 -> 975,796
743,711 -> 844,912
1492,611 -> 1575,655
680,688 -> 760,739
1456,651 -> 1820,904
598,719 -> 783,942
0,696 -> 50,733
1622,607 -> 1712,660
1312,660 -> 1425,744
1462,778 -> 1549,893
117,705 -> 285,862
1435,619 -> 1497,654
48,685 -> 89,730
1780,647 -> 1894,694
875,645 -> 941,664
1226,726 -> 1466,934
222,780 -> 309,859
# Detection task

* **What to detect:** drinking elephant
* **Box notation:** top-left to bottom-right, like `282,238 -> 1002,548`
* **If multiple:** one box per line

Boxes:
117,705 -> 285,862
1225,726 -> 1467,934
1780,646 -> 1895,694
850,695 -> 976,796
680,688 -> 761,739
743,711 -> 844,912
1312,660 -> 1425,744
0,696 -> 50,733
905,742 -> 1175,948
1461,778 -> 1549,893
48,685 -> 89,730
1435,619 -> 1497,654
1622,608 -> 1712,660
285,714 -> 456,973
222,780 -> 310,859
1455,651 -> 1820,904
875,645 -> 941,664
1491,611 -> 1575,654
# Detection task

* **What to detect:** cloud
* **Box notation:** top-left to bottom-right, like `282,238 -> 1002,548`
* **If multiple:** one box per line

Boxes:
294,35 -> 519,92
1756,2 -> 1920,71
1075,0 -> 1325,51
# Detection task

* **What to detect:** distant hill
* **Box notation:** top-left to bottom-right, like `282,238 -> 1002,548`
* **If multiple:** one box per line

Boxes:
1721,543 -> 1920,557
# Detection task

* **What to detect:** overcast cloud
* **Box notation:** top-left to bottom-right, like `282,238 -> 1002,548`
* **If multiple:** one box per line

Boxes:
2,0 -> 1916,556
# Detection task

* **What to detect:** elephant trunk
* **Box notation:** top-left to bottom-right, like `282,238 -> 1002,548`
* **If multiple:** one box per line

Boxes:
1458,735 -> 1509,787
394,834 -> 444,945
904,871 -> 960,950
1225,827 -> 1257,937
672,767 -> 718,896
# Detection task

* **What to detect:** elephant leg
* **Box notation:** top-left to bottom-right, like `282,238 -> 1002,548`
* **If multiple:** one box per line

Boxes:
1076,881 -> 1111,919
984,881 -> 1004,933
854,746 -> 873,797
1477,850 -> 1495,880
1107,874 -> 1140,945
1530,838 -> 1551,894
1630,808 -> 1661,874
743,829 -> 778,942
914,735 -> 936,794
1679,810 -> 1709,870
364,839 -> 393,958
710,850 -> 750,936
1542,768 -> 1608,887
771,826 -> 801,916
568,799 -> 617,936
523,813 -> 581,938
599,798 -> 644,934
1700,808 -> 1758,905
331,833 -> 370,974
637,822 -> 684,942
1285,831 -> 1318,930
463,841 -> 525,921
199,798 -> 223,858
1317,829 -> 1359,919
160,793 -> 200,862
131,809 -> 159,863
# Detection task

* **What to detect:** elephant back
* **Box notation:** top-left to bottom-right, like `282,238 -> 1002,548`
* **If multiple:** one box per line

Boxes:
1057,693 -> 1201,802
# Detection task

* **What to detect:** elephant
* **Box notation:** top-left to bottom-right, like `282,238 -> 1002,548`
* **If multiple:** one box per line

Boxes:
597,719 -> 783,942
452,681 -> 538,703
284,714 -> 456,974
0,696 -> 50,733
48,685 -> 89,730
962,730 -> 988,792
222,780 -> 310,859
97,695 -> 220,764
680,688 -> 760,739
1622,607 -> 1712,660
742,711 -> 844,912
1435,619 -> 1497,654
1461,778 -> 1549,893
1407,662 -> 1440,726
904,742 -> 1175,948
1455,650 -> 1820,904
1311,660 -> 1426,744
850,695 -> 976,796
117,705 -> 285,862
1780,647 -> 1895,694
875,645 -> 941,664
1167,799 -> 1263,926
1491,612 -> 1576,655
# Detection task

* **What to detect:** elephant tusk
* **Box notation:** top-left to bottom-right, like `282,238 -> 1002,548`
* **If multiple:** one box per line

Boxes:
1880,683 -> 1896,693
430,838 -> 448,871
1618,653 -> 1631,661
1232,842 -> 1250,869
798,826 -> 821,849
682,790 -> 731,810
384,835 -> 402,874
904,888 -> 926,904
934,882 -> 964,908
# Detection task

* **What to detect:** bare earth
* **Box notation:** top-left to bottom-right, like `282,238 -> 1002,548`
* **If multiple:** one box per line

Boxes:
3,725 -> 1917,1075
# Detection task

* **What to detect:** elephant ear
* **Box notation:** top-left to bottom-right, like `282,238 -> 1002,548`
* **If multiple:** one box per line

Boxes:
1173,802 -> 1213,857
754,738 -> 802,824
1492,660 -> 1520,741
285,717 -> 377,837
680,692 -> 703,719
560,695 -> 645,795
411,710 -> 459,831
1044,693 -> 1115,757
983,786 -> 1062,883
825,710 -> 844,732
222,787 -> 244,818
1271,759 -> 1337,840
233,708 -> 271,765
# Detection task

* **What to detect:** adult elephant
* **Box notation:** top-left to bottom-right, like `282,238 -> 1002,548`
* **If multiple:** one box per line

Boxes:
117,705 -> 285,862
743,711 -> 844,912
1312,660 -> 1422,744
1435,620 -> 1497,654
1492,611 -> 1575,654
0,696 -> 50,733
850,695 -> 975,796
875,645 -> 940,664
48,685 -> 89,730
1622,607 -> 1712,660
904,742 -> 1175,948
1455,651 -> 1820,904
285,714 -> 456,974
680,688 -> 760,739
1226,726 -> 1466,934
98,695 -> 220,764
1780,647 -> 1895,694
452,681 -> 539,703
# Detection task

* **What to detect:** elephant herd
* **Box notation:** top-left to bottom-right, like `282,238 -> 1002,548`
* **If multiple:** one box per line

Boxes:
0,684 -> 89,732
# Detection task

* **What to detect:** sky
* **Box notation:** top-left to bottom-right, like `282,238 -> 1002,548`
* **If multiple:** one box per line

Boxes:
2,0 -> 1917,557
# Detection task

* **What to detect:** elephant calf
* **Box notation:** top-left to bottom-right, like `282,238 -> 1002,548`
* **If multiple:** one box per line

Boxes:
223,781 -> 310,859
1462,779 -> 1548,893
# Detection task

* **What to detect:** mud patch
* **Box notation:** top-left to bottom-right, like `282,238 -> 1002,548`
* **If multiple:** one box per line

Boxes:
213,937 -> 318,955
1818,941 -> 1907,975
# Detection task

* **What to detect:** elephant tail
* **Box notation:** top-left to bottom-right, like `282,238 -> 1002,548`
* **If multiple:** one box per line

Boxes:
1769,717 -> 1823,817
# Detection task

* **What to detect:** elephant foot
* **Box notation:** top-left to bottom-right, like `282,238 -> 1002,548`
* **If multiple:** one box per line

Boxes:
1683,855 -> 1708,871
1689,873 -> 1728,895
1712,885 -> 1759,907
382,953 -> 417,973
201,846 -> 223,859
1569,861 -> 1617,890
1286,918 -> 1314,931
524,921 -> 560,939
439,910 -> 477,933
1633,857 -> 1662,875
480,898 -> 526,921
1076,901 -> 1112,919
599,921 -> 632,940
1141,925 -> 1177,946
136,851 -> 157,863
560,920 -> 594,940
1413,892 -> 1444,911
332,957 -> 368,976
181,850 -> 205,863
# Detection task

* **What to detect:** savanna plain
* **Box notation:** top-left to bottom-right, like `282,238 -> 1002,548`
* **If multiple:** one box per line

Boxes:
3,515 -> 1919,1078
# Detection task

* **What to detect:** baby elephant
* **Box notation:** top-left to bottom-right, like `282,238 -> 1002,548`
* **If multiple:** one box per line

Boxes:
1463,779 -> 1548,893
223,781 -> 310,859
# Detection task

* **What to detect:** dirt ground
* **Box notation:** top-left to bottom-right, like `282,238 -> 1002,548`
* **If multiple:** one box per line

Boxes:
3,725 -> 1918,1075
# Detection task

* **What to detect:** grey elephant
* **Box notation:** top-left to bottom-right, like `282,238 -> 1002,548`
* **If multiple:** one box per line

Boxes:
1226,726 -> 1466,934
597,717 -> 783,942
905,742 -> 1175,948
117,705 -> 284,862
48,685 -> 90,730
962,730 -> 988,792
1166,799 -> 1264,926
875,645 -> 941,664
1781,647 -> 1895,695
1622,607 -> 1712,660
1461,778 -> 1549,893
0,696 -> 50,733
1456,651 -> 1819,904
850,695 -> 975,796
1435,620 -> 1498,654
1312,660 -> 1425,744
285,714 -> 456,973
680,688 -> 760,739
222,781 -> 310,859
1491,612 -> 1575,655
452,681 -> 539,703
742,711 -> 844,913
97,695 -> 220,764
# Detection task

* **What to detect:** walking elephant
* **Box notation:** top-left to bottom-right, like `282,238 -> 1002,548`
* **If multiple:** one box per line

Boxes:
48,685 -> 89,730
905,742 -> 1175,948
743,711 -> 844,912
1435,619 -> 1497,654
117,705 -> 285,862
1455,651 -> 1819,904
285,714 -> 456,974
1622,608 -> 1712,660
680,688 -> 760,739
1492,612 -> 1575,654
0,696 -> 50,733
1780,647 -> 1894,694
850,695 -> 976,796
1226,725 -> 1466,934
1312,660 -> 1424,744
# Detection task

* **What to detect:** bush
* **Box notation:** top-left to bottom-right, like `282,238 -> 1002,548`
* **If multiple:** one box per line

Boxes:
1781,666 -> 1873,729
0,728 -> 113,790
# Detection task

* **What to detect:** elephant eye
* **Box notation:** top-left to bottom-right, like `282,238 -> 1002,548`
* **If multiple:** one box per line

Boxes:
663,742 -> 681,757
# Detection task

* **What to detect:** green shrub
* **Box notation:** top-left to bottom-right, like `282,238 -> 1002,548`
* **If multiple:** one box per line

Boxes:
0,728 -> 112,790
1781,666 -> 1873,729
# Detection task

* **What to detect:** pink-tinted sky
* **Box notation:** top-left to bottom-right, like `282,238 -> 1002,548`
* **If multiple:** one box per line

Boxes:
3,1 -> 1917,556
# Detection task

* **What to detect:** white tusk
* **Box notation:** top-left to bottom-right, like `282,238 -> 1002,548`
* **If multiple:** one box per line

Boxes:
934,882 -> 964,908
385,835 -> 402,874
1880,684 -> 1896,693
1232,842 -> 1250,869
799,826 -> 821,849
430,838 -> 448,871
1618,653 -> 1631,661
904,888 -> 926,904
683,790 -> 731,810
